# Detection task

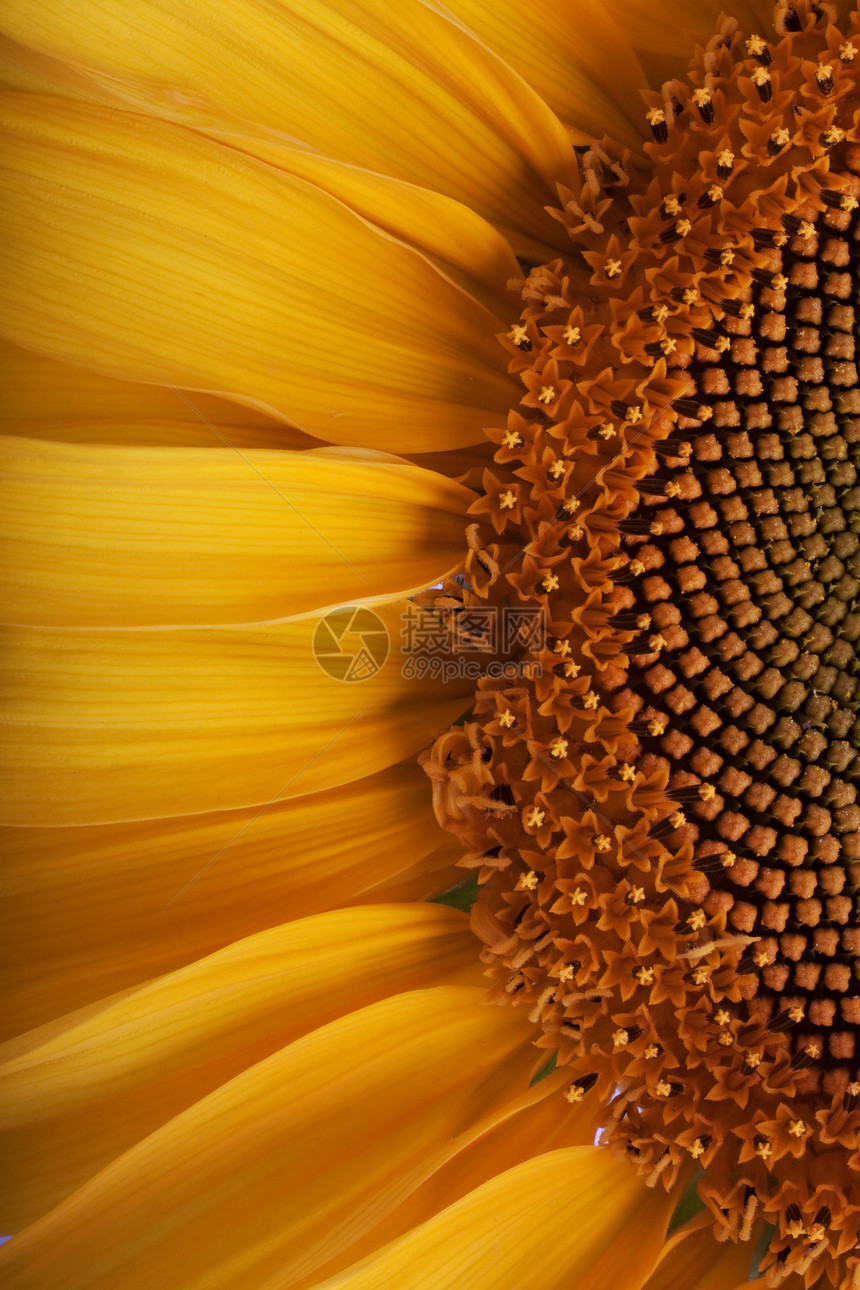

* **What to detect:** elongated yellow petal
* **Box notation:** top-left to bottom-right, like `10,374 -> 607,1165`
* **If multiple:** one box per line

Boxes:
0,0 -> 575,258
1,594 -> 472,825
0,95 -> 515,452
294,1076 -> 601,1288
0,903 -> 476,1229
1,436 -> 473,626
424,0 -> 651,145
304,1145 -> 675,1290
0,986 -> 545,1290
1,761 -> 451,1034
643,1213 -> 753,1290
0,339 -> 320,448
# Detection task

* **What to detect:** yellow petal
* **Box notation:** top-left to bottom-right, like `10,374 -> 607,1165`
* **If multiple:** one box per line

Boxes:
0,339 -> 320,448
0,761 -> 450,1034
295,1072 -> 601,1288
303,1145 -> 675,1290
0,95 -> 515,452
609,0 -> 776,88
1,435 -> 474,626
0,986 -> 545,1290
202,137 -> 520,319
424,0 -> 651,145
0,903 -> 476,1229
643,1213 -> 753,1290
1,0 -> 576,258
353,840 -> 463,905
1,595 -> 472,826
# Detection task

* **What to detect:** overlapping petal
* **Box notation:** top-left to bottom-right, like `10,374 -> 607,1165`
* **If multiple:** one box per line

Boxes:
0,986 -> 550,1290
0,761 -> 454,1033
301,1146 -> 676,1290
642,1213 -> 754,1290
0,0 -> 576,257
0,904 -> 478,1229
0,94 -> 516,452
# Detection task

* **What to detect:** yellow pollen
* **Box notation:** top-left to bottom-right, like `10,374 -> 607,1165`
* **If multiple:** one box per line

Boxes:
498,709 -> 516,729
499,489 -> 517,509
542,572 -> 560,592
848,1083 -> 860,1097
677,218 -> 692,237
648,718 -> 665,737
717,149 -> 734,169
557,964 -> 576,982
630,886 -> 645,903
692,88 -> 712,107
789,1005 -> 805,1023
629,559 -> 646,575
563,324 -> 581,345
517,870 -> 539,890
772,127 -> 791,146
755,951 -> 769,968
842,194 -> 858,211
688,908 -> 706,930
789,1119 -> 807,1138
502,430 -> 522,449
564,1083 -> 586,1103
839,40 -> 857,60
797,221 -> 816,240
718,1031 -> 734,1046
656,1080 -> 673,1097
650,520 -> 665,536
715,336 -> 731,352
664,195 -> 681,216
549,460 -> 566,478
564,661 -> 581,678
805,1042 -> 821,1059
660,338 -> 677,355
538,385 -> 556,404
636,615 -> 652,631
746,35 -> 767,55
649,633 -> 667,650
568,524 -> 583,540
570,888 -> 588,906
637,966 -> 654,985
692,966 -> 710,985
604,259 -> 622,278
721,851 -> 737,868
644,1044 -> 659,1060
550,736 -> 568,758
598,421 -> 616,439
582,691 -> 600,710
620,763 -> 637,782
788,1218 -> 806,1239
752,67 -> 771,86
699,784 -> 716,802
653,304 -> 670,323
683,287 -> 698,304
508,323 -> 529,346
554,638 -> 571,657
665,481 -> 682,497
647,108 -> 666,125
720,247 -> 735,266
746,1052 -> 762,1069
564,497 -> 581,514
525,806 -> 545,828
689,1138 -> 707,1159
755,1139 -> 772,1160
715,1010 -> 731,1026
670,810 -> 687,829
707,184 -> 723,203
627,405 -> 643,424
613,1028 -> 630,1048
771,273 -> 788,291
824,126 -> 846,145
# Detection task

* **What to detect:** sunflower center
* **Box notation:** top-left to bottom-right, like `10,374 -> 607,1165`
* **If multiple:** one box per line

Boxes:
611,191 -> 860,1087
423,5 -> 860,1285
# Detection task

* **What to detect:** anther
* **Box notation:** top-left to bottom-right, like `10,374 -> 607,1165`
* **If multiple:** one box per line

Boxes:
752,67 -> 773,102
647,107 -> 669,144
508,323 -> 531,349
746,35 -> 771,64
717,149 -> 734,179
698,184 -> 723,206
816,67 -> 834,96
692,87 -> 714,123
768,128 -> 791,156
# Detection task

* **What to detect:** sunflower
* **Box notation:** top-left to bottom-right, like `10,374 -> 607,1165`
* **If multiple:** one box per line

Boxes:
1,0 -> 859,1286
